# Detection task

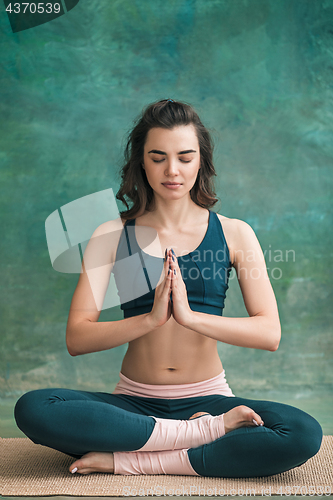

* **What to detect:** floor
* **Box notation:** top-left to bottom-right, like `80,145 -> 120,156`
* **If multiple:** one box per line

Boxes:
1,390 -> 332,500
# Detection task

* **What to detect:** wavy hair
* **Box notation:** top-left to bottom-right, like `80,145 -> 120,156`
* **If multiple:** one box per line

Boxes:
116,99 -> 218,220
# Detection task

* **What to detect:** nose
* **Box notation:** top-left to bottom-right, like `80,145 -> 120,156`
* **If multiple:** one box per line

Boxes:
164,158 -> 179,176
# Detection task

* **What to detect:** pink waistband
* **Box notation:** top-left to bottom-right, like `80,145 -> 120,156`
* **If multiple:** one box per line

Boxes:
112,370 -> 235,399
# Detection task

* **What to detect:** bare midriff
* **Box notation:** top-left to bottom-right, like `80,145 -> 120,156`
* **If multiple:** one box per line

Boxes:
120,316 -> 223,385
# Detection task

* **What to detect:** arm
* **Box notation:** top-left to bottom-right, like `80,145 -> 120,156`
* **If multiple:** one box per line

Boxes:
66,276 -> 156,356
66,220 -> 172,356
171,219 -> 281,352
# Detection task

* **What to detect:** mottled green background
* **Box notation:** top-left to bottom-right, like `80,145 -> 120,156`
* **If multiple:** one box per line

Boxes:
1,0 -> 332,438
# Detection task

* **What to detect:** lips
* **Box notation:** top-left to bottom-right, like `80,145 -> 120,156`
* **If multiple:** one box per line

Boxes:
162,182 -> 182,190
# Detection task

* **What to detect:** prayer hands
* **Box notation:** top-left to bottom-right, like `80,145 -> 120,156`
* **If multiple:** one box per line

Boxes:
149,248 -> 193,329
167,248 -> 193,327
149,249 -> 173,328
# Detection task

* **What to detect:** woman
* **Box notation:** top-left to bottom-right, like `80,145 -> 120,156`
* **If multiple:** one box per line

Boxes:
15,99 -> 322,478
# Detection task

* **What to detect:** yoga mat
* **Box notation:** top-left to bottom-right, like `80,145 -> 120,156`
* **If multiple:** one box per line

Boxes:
1,437 -> 332,496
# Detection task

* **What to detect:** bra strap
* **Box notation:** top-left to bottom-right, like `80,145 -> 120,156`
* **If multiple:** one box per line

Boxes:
124,219 -> 137,256
124,219 -> 153,293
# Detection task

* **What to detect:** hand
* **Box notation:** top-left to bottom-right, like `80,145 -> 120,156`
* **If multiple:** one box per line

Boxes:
148,250 -> 172,328
168,249 -> 194,328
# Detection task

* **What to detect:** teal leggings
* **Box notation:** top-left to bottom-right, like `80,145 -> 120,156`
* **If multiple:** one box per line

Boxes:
14,388 -> 322,478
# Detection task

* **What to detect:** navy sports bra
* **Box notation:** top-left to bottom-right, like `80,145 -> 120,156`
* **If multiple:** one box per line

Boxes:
112,210 -> 232,318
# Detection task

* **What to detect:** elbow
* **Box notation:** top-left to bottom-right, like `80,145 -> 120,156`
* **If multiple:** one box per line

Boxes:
67,346 -> 78,357
269,342 -> 279,352
268,326 -> 281,352
66,328 -> 80,357
66,339 -> 78,357
66,319 -> 94,356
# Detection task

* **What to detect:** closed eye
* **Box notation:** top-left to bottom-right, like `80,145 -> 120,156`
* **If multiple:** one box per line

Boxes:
152,158 -> 193,164
152,157 -> 193,163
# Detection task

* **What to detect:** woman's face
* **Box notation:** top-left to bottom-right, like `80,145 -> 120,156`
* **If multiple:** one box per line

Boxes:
142,125 -> 201,201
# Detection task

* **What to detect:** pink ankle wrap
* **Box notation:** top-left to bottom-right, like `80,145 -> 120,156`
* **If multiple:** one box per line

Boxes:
136,414 -> 225,452
113,448 -> 200,476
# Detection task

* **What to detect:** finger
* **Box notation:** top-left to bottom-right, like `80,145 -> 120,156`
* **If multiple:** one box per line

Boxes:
156,250 -> 171,291
163,249 -> 171,273
166,250 -> 175,284
159,271 -> 172,302
170,248 -> 180,279
252,412 -> 264,427
163,251 -> 173,287
165,249 -> 174,276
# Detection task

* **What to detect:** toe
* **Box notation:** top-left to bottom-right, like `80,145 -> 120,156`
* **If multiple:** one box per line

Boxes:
70,463 -> 79,474
69,455 -> 90,474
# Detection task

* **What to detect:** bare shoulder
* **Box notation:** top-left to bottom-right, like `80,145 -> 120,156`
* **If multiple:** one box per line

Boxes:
92,217 -> 124,237
83,217 -> 125,267
215,214 -> 255,266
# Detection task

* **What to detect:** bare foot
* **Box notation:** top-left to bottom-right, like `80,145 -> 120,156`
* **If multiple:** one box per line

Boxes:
189,406 -> 264,435
69,451 -> 114,475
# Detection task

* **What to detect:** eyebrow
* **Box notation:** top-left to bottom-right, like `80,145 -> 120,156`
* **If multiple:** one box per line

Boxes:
148,149 -> 197,155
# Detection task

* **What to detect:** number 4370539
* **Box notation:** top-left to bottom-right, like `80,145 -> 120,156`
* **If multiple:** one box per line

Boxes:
5,3 -> 61,14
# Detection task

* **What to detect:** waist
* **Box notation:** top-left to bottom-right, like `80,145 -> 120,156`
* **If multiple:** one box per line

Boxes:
112,370 -> 235,399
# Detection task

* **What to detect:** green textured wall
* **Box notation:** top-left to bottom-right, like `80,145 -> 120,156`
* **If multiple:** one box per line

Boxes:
1,0 -> 332,436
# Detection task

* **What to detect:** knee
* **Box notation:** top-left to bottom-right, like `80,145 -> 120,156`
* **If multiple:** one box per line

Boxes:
295,412 -> 323,462
270,404 -> 323,467
14,389 -> 51,437
14,390 -> 37,433
306,417 -> 323,457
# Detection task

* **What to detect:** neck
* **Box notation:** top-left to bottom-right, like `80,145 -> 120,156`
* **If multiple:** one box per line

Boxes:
147,196 -> 206,229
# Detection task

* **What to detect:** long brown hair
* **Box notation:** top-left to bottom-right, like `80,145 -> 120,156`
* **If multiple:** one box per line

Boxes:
116,99 -> 218,220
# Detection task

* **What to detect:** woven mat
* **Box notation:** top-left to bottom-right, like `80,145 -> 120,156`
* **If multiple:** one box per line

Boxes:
1,437 -> 332,497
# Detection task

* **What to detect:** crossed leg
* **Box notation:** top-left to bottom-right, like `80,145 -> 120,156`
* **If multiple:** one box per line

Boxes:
14,389 -> 322,477
69,405 -> 264,475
